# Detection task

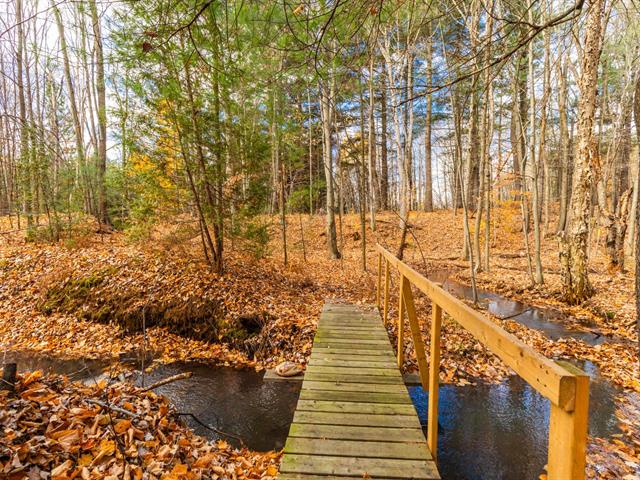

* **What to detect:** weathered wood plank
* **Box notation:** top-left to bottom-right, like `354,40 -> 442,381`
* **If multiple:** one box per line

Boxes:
279,454 -> 439,479
287,423 -> 426,443
293,411 -> 421,428
315,331 -> 389,339
301,381 -> 404,392
284,438 -> 432,460
280,302 -> 437,480
316,324 -> 388,337
299,389 -> 412,404
309,352 -> 397,363
320,316 -> 380,321
313,338 -> 391,346
320,316 -> 382,322
302,373 -> 404,385
307,358 -> 397,369
317,324 -> 385,330
318,322 -> 381,328
306,366 -> 401,377
311,346 -> 392,356
319,322 -> 381,328
295,400 -> 417,415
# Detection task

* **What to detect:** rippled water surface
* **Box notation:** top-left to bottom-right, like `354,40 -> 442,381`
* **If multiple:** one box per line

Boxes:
410,360 -> 620,479
133,363 -> 301,451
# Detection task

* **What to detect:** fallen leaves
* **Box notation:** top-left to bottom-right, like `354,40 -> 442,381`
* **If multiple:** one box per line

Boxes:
587,395 -> 640,479
0,371 -> 280,479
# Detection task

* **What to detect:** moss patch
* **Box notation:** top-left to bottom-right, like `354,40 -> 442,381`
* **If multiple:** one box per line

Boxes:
39,268 -> 220,341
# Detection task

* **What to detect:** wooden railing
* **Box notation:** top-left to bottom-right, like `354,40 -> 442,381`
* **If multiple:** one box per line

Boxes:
375,244 -> 589,480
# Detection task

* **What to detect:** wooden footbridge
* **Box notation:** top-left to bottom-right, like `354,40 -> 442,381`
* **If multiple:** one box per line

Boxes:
278,244 -> 590,480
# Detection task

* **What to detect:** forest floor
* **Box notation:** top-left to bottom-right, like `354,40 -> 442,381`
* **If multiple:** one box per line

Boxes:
0,207 -> 639,479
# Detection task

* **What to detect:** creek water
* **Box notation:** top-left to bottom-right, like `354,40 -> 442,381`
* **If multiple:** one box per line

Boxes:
426,270 -> 610,345
1,350 -> 624,479
0,278 -> 631,478
131,363 -> 300,451
410,360 -> 620,479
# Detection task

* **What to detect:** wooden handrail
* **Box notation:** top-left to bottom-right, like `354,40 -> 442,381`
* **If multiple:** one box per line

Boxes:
375,244 -> 589,480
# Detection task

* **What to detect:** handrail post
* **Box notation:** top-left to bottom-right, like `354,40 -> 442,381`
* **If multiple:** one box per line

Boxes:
547,363 -> 589,480
427,303 -> 442,462
377,252 -> 382,309
383,260 -> 390,325
397,274 -> 405,369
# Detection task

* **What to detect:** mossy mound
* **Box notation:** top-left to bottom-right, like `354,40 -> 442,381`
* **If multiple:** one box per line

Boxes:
39,268 -> 220,341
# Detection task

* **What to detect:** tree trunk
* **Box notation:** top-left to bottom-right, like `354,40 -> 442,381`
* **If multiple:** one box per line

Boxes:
89,0 -> 110,227
16,0 -> 32,228
560,0 -> 605,304
359,79 -> 367,271
625,73 -> 640,260
379,74 -> 389,210
320,79 -> 340,259
308,88 -> 314,214
529,5 -> 543,284
424,24 -> 433,212
184,57 -> 222,272
510,53 -> 527,197
557,59 -> 570,233
367,57 -> 378,229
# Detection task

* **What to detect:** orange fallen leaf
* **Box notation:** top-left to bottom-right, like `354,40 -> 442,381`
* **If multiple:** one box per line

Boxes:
114,419 -> 131,434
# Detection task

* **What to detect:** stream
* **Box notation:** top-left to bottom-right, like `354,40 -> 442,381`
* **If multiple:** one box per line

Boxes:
427,270 -> 611,345
411,360 -> 620,479
1,278 -> 634,479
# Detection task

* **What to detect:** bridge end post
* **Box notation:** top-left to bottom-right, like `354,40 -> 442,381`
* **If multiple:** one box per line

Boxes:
427,303 -> 442,463
547,362 -> 589,480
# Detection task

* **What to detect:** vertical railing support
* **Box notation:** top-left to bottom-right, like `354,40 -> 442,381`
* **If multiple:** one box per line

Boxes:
377,253 -> 382,309
401,276 -> 429,391
427,303 -> 442,462
547,362 -> 589,480
397,274 -> 405,369
383,260 -> 390,325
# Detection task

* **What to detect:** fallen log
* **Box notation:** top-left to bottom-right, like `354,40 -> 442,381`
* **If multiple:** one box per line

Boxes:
87,399 -> 139,418
142,371 -> 193,392
1,363 -> 17,391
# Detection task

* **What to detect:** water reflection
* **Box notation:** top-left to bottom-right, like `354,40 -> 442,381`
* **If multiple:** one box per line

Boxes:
409,362 -> 621,479
133,363 -> 301,451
